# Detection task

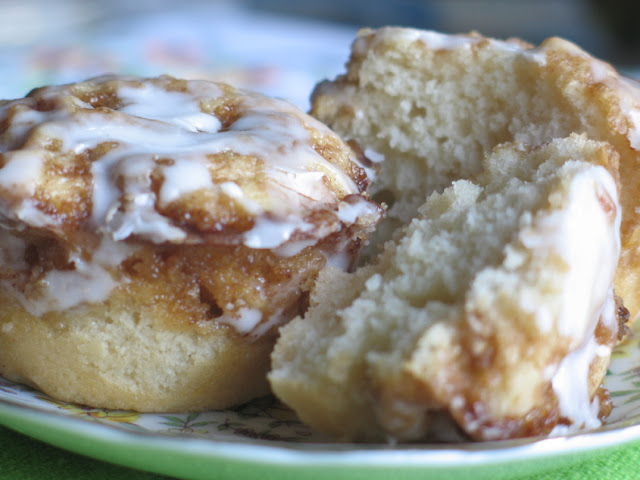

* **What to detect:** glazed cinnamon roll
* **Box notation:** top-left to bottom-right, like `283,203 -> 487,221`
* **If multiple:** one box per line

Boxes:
0,75 -> 382,412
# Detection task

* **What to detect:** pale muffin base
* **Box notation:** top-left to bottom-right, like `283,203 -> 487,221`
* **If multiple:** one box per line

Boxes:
0,286 -> 275,412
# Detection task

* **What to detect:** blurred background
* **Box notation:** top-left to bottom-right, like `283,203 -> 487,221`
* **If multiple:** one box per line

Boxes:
0,0 -> 637,109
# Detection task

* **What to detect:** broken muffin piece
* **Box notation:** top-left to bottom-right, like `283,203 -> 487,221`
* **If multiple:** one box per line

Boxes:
311,27 -> 640,317
270,135 -> 623,441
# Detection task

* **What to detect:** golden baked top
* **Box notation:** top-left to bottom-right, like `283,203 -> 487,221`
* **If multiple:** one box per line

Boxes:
0,75 -> 379,249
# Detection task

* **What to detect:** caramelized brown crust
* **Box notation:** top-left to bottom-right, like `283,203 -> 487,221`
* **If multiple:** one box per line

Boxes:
0,75 -> 376,245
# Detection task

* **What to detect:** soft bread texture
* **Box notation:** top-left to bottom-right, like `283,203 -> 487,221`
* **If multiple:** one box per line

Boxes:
311,27 -> 640,317
0,287 -> 275,412
0,242 -> 331,411
270,136 -> 623,441
0,75 -> 381,412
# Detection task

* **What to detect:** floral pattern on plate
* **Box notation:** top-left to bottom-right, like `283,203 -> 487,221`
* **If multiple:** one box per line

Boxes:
2,323 -> 640,445
0,376 -> 327,442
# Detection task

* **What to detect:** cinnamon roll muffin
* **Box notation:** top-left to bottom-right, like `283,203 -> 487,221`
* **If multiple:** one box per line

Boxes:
310,27 -> 640,318
0,75 -> 382,412
270,135 -> 626,441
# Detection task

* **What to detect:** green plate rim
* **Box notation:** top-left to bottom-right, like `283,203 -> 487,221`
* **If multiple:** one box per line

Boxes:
2,393 -> 640,480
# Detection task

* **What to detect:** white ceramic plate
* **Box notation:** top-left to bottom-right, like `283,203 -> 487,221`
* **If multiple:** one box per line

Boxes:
2,326 -> 640,480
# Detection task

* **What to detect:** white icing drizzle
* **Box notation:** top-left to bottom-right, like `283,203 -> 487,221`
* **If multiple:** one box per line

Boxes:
520,167 -> 620,339
158,160 -> 215,206
550,287 -> 617,437
251,309 -> 286,338
2,237 -> 136,316
0,151 -> 52,228
385,28 -> 477,51
0,76 -> 379,334
117,83 -> 224,133
0,152 -> 42,195
0,76 -> 371,249
336,195 -> 382,225
242,215 -> 313,250
216,307 -> 264,335
549,324 -> 608,437
219,181 -> 261,215
363,148 -> 385,163
355,27 -> 547,65
272,237 -> 319,258
522,166 -> 620,433
627,109 -> 640,150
